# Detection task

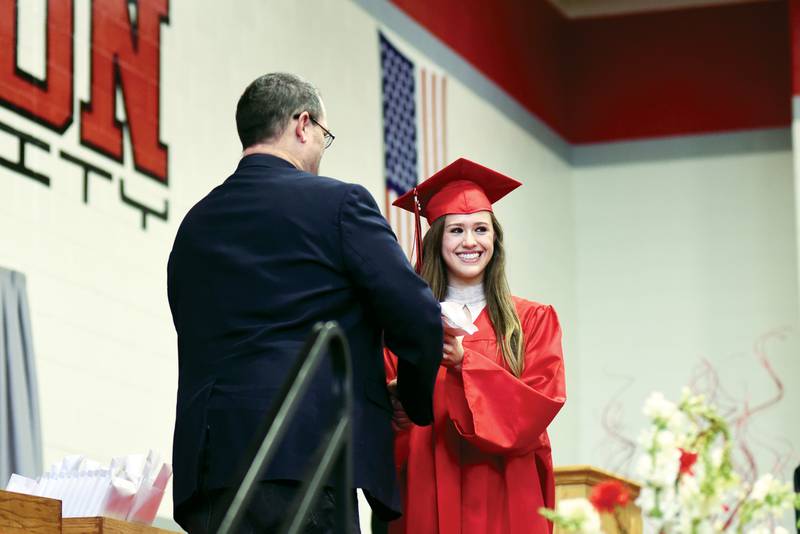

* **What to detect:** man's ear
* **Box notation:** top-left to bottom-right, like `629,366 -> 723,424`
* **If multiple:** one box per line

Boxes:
294,111 -> 311,144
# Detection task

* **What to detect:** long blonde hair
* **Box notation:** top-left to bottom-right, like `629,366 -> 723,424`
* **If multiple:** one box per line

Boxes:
420,213 -> 525,376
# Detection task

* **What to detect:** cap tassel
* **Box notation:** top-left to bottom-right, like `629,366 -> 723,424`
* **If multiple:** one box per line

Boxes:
412,187 -> 424,274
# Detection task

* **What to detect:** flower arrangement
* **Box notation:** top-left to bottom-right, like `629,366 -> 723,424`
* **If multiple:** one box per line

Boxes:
540,388 -> 800,533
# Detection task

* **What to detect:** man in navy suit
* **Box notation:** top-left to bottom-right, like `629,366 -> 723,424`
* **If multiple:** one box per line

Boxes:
168,73 -> 442,533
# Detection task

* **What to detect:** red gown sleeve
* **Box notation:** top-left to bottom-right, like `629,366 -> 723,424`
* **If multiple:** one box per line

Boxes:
444,303 -> 566,456
383,348 -> 411,469
384,347 -> 398,382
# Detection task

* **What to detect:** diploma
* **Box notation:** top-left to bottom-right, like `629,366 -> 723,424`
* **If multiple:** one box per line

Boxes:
440,301 -> 478,336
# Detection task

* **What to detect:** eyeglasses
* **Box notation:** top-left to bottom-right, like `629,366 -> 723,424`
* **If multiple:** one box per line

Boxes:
293,113 -> 335,149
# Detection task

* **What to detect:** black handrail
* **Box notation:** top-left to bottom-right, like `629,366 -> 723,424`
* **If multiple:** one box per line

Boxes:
216,321 -> 353,534
794,464 -> 799,534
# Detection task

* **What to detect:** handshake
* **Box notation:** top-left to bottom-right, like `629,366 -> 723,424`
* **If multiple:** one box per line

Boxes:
387,304 -> 479,430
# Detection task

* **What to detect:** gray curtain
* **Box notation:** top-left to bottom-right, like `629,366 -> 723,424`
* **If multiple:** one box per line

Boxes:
0,267 -> 42,486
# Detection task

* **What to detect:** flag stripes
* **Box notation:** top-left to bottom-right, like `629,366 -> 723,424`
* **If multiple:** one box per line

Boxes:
380,33 -> 447,261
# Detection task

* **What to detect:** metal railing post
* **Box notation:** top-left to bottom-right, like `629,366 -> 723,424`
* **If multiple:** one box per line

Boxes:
216,321 -> 353,534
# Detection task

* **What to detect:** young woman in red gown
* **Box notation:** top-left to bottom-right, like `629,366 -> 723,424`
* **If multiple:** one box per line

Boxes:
384,158 -> 567,534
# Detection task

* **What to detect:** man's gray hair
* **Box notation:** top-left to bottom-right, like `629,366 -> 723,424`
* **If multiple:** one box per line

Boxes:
235,73 -> 324,149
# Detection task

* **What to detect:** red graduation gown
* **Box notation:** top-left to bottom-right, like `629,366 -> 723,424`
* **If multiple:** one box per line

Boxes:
384,298 -> 566,534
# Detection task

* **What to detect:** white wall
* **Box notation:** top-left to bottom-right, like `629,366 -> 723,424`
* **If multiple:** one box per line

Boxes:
0,0 -> 577,528
572,134 -> 800,485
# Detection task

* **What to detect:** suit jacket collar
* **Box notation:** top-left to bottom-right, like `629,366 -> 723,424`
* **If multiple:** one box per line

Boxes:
237,153 -> 298,171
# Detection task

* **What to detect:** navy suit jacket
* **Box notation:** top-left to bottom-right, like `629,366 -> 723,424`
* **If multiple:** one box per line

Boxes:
167,154 -> 442,518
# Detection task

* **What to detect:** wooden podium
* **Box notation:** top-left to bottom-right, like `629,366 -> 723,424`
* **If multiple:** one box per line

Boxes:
4,467 -> 642,533
554,465 -> 643,534
0,490 -> 178,534
63,517 -> 178,534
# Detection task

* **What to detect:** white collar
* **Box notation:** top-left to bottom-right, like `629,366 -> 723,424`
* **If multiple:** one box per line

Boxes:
445,283 -> 486,321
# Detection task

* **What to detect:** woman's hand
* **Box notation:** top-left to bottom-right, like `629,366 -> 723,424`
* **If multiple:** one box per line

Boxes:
386,379 -> 412,430
442,333 -> 464,369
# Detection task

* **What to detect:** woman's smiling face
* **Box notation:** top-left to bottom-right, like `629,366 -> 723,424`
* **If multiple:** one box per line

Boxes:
441,211 -> 494,286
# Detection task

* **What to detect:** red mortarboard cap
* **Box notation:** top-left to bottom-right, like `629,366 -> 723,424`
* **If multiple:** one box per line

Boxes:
392,158 -> 522,223
392,158 -> 522,272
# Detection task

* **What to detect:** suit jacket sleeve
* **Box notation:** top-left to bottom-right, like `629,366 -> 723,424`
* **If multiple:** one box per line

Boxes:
340,184 -> 442,425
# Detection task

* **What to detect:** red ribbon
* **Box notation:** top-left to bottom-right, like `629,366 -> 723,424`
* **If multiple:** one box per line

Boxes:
412,187 -> 424,273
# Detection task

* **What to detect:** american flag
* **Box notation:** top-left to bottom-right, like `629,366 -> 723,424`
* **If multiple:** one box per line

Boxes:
380,32 -> 448,262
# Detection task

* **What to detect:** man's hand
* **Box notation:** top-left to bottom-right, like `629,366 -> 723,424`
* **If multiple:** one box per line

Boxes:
442,333 -> 464,369
386,379 -> 412,430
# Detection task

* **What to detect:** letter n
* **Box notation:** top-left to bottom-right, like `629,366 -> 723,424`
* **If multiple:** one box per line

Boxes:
0,0 -> 74,132
81,0 -> 170,184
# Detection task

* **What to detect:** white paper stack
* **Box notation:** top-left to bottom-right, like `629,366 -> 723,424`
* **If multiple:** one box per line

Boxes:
4,450 -> 172,525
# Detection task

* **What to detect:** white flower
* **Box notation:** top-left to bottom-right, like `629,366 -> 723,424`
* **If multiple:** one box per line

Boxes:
746,526 -> 788,534
656,430 -> 677,449
635,455 -> 653,479
658,486 -> 680,521
632,388 -> 800,534
643,392 -> 677,422
555,498 -> 603,534
710,447 -> 724,468
637,428 -> 657,448
691,519 -> 715,534
666,410 -> 692,437
646,447 -> 680,487
678,473 -> 700,503
650,461 -> 679,487
750,474 -> 775,501
636,486 -> 659,513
